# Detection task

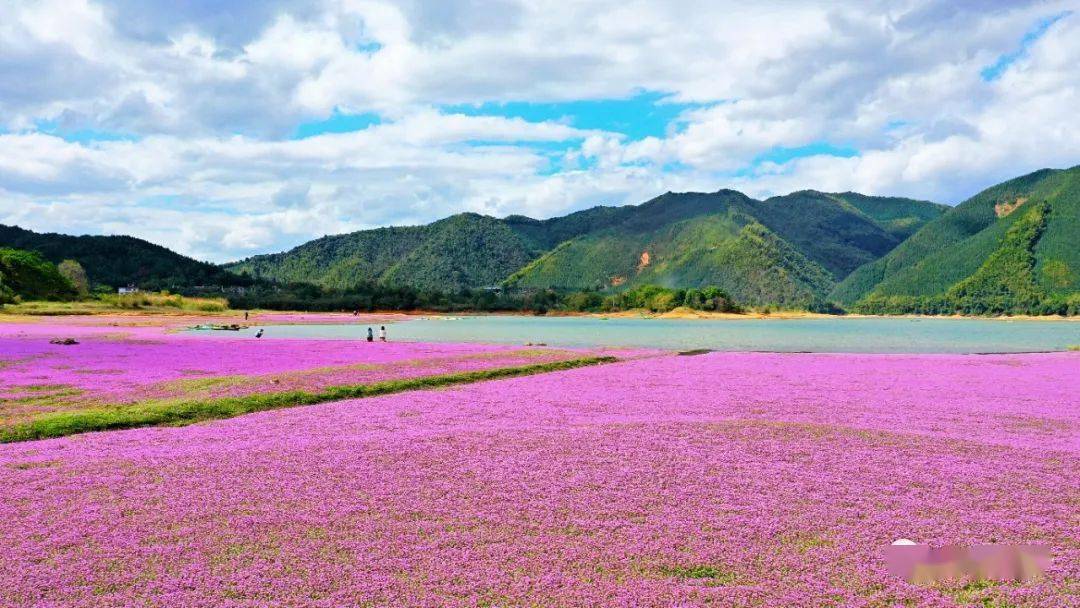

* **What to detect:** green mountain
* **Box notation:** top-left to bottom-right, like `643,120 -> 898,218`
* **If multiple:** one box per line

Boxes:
504,190 -> 943,305
232,214 -> 546,292
377,214 -> 548,291
0,248 -> 76,302
827,192 -> 948,240
0,224 -> 232,290
835,166 -> 1080,314
7,167 -> 1075,314
753,191 -> 923,277
638,222 -> 837,307
228,207 -> 641,292
227,189 -> 943,303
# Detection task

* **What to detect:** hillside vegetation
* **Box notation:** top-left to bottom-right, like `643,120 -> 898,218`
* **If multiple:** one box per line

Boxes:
0,224 -> 236,291
230,189 -> 943,306
231,214 -> 547,292
828,192 -> 947,240
840,166 -> 1080,315
503,190 -> 941,306
645,222 -> 837,308
5,167 -> 1077,316
0,248 -> 76,302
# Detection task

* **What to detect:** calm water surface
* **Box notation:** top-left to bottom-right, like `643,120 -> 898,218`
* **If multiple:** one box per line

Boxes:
191,316 -> 1080,354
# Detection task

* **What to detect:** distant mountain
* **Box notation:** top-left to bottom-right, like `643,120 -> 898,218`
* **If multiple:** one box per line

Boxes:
227,189 -> 944,304
834,166 -> 1080,314
504,190 -> 943,306
227,205 -> 640,292
8,167 -> 1076,315
0,224 -> 232,290
638,222 -> 837,306
231,213 -> 574,292
827,192 -> 948,240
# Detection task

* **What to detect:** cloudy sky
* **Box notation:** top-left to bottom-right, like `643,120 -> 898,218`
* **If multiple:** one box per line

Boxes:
1,0 -> 1078,262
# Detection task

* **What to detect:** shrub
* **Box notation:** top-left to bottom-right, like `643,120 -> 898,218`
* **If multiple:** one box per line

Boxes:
646,291 -> 677,312
57,260 -> 89,296
563,291 -> 603,312
98,292 -> 229,312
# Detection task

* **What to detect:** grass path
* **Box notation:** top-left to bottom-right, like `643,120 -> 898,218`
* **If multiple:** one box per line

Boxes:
0,355 -> 616,443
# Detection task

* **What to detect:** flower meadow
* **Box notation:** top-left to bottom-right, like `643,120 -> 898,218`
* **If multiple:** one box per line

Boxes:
0,319 -> 599,426
1,330 -> 1077,607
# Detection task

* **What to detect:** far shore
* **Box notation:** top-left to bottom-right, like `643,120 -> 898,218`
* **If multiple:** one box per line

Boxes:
1,304 -> 1077,324
558,307 -> 1080,322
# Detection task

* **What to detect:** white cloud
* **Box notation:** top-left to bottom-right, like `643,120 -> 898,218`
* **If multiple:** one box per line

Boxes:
726,7 -> 1080,202
0,0 -> 1078,262
0,110 -> 610,260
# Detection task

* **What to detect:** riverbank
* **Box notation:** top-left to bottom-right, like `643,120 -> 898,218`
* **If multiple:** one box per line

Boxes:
5,310 -> 1077,353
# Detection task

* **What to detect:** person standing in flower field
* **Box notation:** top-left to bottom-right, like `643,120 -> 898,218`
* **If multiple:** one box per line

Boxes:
367,327 -> 374,342
379,326 -> 387,342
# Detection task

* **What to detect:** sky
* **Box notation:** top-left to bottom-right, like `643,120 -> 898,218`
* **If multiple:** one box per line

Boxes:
1,0 -> 1079,262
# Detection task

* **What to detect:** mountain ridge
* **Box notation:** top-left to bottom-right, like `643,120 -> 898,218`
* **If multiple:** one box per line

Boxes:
834,166 -> 1080,313
837,166 -> 1080,315
227,188 -> 945,305
6,167 -> 1077,316
0,224 -> 235,291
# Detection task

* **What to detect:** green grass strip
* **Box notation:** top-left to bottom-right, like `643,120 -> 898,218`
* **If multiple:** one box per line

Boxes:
1,356 -> 617,443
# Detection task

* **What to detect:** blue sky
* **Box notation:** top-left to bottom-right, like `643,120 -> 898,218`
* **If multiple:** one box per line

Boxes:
1,1 -> 1078,262
981,10 -> 1072,81
442,91 -> 699,141
293,111 -> 383,139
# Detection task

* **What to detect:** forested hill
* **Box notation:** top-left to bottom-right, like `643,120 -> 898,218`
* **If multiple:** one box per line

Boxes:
0,224 -> 236,290
226,205 -> 644,293
227,190 -> 944,306
6,166 -> 1079,315
833,166 -> 1080,315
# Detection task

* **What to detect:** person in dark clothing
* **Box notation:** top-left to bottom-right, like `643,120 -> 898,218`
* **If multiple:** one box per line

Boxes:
366,327 -> 374,342
244,311 -> 249,321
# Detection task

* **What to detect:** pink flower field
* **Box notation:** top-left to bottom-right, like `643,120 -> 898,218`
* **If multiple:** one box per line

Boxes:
1,346 -> 1077,607
0,320 -> 601,425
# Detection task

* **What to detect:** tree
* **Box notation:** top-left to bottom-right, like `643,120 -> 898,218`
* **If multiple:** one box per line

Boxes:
0,270 -> 14,304
0,248 -> 76,301
58,259 -> 89,296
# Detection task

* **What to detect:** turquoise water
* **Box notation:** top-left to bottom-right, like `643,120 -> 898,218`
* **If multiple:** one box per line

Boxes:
191,315 -> 1080,353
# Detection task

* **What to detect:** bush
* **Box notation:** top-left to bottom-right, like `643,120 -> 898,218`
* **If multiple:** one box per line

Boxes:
563,291 -> 603,312
99,292 -> 229,312
585,284 -> 743,314
57,260 -> 89,296
647,291 -> 679,312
